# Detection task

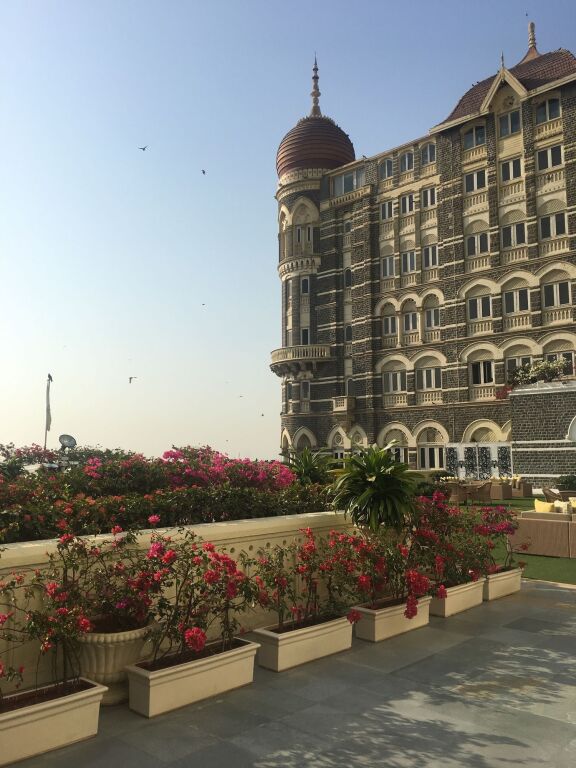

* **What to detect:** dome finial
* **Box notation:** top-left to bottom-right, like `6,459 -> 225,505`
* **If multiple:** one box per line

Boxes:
310,56 -> 321,117
528,20 -> 537,49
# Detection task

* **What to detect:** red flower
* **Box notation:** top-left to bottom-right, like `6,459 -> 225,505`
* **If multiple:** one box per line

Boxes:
404,595 -> 418,619
347,609 -> 362,624
357,574 -> 372,592
162,549 -> 177,565
111,525 -> 123,535
436,585 -> 447,599
184,627 -> 207,653
148,514 -> 161,526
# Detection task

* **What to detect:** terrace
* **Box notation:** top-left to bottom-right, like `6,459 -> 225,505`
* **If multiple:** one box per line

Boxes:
14,580 -> 576,768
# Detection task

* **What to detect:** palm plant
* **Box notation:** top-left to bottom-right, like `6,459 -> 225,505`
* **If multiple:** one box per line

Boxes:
288,447 -> 332,486
330,443 -> 421,533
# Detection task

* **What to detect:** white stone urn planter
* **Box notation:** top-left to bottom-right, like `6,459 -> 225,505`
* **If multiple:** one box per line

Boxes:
125,638 -> 259,718
0,678 -> 107,766
354,596 -> 432,643
78,624 -> 150,704
252,616 -> 352,672
483,568 -> 522,601
429,580 -> 484,617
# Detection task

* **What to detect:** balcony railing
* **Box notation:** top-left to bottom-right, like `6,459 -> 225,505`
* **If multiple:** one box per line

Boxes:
382,336 -> 397,348
462,145 -> 487,165
465,255 -> 491,272
332,396 -> 355,413
499,180 -> 524,202
536,169 -> 565,193
423,267 -> 439,282
467,319 -> 493,336
343,233 -> 352,248
399,214 -> 415,231
402,331 -> 419,345
420,162 -> 437,178
540,237 -> 569,257
399,170 -> 415,184
463,191 -> 488,213
384,393 -> 408,407
503,313 -> 531,331
542,307 -> 573,325
401,273 -> 418,288
470,385 -> 495,401
501,246 -> 528,265
420,209 -> 437,226
380,277 -> 395,292
380,222 -> 394,238
534,117 -> 563,141
416,390 -> 442,406
423,329 -> 441,343
270,345 -> 331,365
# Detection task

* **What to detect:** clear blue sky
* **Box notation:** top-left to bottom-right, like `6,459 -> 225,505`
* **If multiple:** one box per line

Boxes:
1,0 -> 574,459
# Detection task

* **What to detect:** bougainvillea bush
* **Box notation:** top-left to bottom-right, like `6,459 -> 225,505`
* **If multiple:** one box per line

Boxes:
0,446 -> 331,543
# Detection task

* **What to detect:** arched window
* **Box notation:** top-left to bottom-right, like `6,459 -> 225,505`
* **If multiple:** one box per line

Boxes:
400,151 -> 414,173
344,269 -> 352,288
417,428 -> 445,470
420,143 -> 436,166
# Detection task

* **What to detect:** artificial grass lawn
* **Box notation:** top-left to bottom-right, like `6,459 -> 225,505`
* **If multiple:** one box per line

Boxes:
493,540 -> 576,586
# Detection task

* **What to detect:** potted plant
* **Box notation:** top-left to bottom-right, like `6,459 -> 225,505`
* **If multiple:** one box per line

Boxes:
473,506 -> 522,600
125,530 -> 260,718
244,528 -> 358,671
0,552 -> 107,765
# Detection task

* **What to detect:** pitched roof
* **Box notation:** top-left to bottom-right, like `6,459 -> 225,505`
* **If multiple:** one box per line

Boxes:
440,49 -> 576,126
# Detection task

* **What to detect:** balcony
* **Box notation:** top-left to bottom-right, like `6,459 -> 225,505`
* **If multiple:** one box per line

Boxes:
536,169 -> 565,194
542,307 -> 573,325
384,393 -> 408,407
420,209 -> 437,227
423,329 -> 441,343
467,319 -> 493,336
380,221 -> 394,238
270,345 -> 331,376
462,145 -> 487,165
399,170 -> 414,185
535,117 -> 563,141
399,214 -> 415,232
332,396 -> 355,413
380,277 -> 395,292
503,313 -> 531,331
402,331 -> 420,346
380,177 -> 394,190
470,385 -> 496,401
540,237 -> 569,258
416,390 -> 442,406
499,180 -> 524,204
401,273 -> 418,288
501,246 -> 528,265
423,267 -> 439,282
465,255 -> 491,273
382,336 -> 397,348
463,191 -> 488,214
420,162 -> 437,178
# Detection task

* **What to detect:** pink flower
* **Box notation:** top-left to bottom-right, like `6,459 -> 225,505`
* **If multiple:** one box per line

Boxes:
184,627 -> 207,653
111,525 -> 123,535
404,595 -> 419,619
148,514 -> 161,526
162,549 -> 177,565
436,585 -> 447,599
347,609 -> 362,624
77,616 -> 93,633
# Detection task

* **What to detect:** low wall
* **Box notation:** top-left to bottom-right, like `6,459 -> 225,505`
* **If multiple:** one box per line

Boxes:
0,511 -> 352,694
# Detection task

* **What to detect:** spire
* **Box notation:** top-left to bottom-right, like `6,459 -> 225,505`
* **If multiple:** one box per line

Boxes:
310,56 -> 322,117
517,20 -> 540,64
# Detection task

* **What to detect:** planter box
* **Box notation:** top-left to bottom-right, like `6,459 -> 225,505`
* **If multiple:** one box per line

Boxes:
483,568 -> 522,601
79,624 -> 150,705
253,616 -> 352,672
0,678 -> 107,766
429,580 -> 484,617
354,596 -> 432,643
126,638 -> 259,718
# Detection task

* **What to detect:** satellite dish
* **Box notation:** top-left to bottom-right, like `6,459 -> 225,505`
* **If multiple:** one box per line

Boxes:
59,434 -> 77,449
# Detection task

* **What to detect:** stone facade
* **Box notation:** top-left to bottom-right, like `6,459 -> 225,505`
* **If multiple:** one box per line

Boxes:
271,32 -> 576,477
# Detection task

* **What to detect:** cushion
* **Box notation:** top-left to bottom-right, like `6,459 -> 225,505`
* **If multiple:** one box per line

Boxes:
534,499 -> 554,513
569,497 -> 576,507
554,501 -> 570,513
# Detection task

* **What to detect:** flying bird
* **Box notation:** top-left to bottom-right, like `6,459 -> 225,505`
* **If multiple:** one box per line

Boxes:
48,373 -> 53,382
201,169 -> 206,175
138,146 -> 148,152
129,377 -> 137,383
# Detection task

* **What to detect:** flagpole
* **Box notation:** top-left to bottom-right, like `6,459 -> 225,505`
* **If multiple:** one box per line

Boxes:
44,374 -> 52,450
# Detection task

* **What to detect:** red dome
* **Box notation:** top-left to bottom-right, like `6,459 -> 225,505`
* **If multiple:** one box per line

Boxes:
276,115 -> 355,178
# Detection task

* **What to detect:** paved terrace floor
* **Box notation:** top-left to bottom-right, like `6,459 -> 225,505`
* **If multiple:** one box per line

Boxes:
16,581 -> 576,768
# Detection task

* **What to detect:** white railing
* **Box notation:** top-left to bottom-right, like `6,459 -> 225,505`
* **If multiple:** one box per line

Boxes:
536,168 -> 565,192
399,170 -> 415,184
380,178 -> 394,190
382,336 -> 397,348
384,393 -> 408,407
270,345 -> 331,364
402,331 -> 419,345
380,222 -> 394,237
462,145 -> 487,164
542,307 -> 573,325
343,233 -> 352,248
467,319 -> 493,336
535,118 -> 563,141
499,180 -> 524,201
420,163 -> 437,177
466,256 -> 491,272
420,209 -> 437,226
503,314 -> 531,331
423,267 -> 439,281
463,191 -> 488,212
344,343 -> 353,356
399,214 -> 415,231
501,246 -> 528,265
416,390 -> 442,406
540,237 -> 569,257
424,329 -> 441,343
401,273 -> 418,288
332,396 -> 355,412
380,277 -> 395,292
470,385 -> 495,401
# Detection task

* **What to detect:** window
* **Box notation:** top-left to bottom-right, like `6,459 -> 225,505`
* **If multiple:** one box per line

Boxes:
400,194 -> 414,214
383,370 -> 407,392
542,280 -> 570,308
425,308 -> 440,328
537,145 -> 562,171
501,158 -> 521,182
421,187 -> 436,208
464,169 -> 486,193
300,277 -> 309,294
345,325 -> 353,342
379,158 -> 393,180
468,295 -> 491,320
333,167 -> 366,196
391,446 -> 409,464
501,223 -> 526,248
503,287 -> 529,314
403,312 -> 418,332
416,367 -> 442,390
506,356 -> 532,379
301,381 -> 310,399
344,219 -> 352,233
345,378 -> 355,396
419,446 -> 444,470
301,328 -> 309,345
471,360 -> 494,385
400,151 -> 414,172
306,226 -> 313,243
466,232 -> 489,256
381,256 -> 395,277
545,351 -> 574,375
286,329 -> 293,346
344,269 -> 352,288
423,245 -> 438,269
296,227 -> 302,244
401,251 -> 416,273
499,110 -> 520,137
421,143 -> 436,165
540,212 -> 566,240
382,315 -> 397,336
536,98 -> 560,125
381,201 -> 393,219
285,382 -> 292,400
463,125 -> 485,150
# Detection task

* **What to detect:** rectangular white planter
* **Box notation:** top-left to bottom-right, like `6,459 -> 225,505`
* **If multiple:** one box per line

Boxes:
354,596 -> 432,642
0,678 -> 107,766
483,568 -> 522,601
126,638 -> 259,718
252,616 -> 352,672
429,580 -> 484,617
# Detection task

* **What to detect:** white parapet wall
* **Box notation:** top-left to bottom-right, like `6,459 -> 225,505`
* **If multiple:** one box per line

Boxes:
1,511 -> 352,693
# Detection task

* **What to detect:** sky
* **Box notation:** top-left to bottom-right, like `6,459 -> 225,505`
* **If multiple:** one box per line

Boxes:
1,0 -> 575,460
